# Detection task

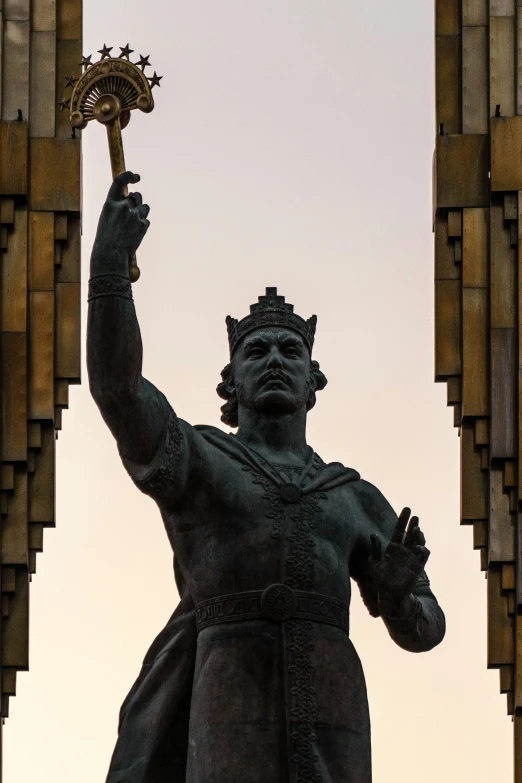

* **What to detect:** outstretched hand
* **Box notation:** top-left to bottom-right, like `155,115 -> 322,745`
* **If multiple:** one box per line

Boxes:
368,507 -> 430,605
92,171 -> 151,274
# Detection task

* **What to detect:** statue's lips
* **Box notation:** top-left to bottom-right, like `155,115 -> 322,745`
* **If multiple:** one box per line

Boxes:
260,375 -> 290,389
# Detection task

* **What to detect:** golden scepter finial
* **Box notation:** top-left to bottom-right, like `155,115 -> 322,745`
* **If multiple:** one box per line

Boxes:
62,44 -> 162,282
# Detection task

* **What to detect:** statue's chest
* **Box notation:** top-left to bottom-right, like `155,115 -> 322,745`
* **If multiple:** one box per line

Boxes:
171,460 -> 355,602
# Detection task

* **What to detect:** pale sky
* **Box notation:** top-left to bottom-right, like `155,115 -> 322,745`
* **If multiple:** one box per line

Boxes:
4,3 -> 513,781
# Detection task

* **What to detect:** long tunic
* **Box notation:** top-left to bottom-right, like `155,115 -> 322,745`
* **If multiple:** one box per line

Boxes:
104,403 -> 445,783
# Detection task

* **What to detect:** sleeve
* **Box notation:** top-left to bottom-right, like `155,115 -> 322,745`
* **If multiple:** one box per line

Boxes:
118,397 -> 193,510
377,571 -> 446,653
350,479 -> 446,653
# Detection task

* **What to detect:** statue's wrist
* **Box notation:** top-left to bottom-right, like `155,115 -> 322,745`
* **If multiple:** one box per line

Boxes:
377,589 -> 416,619
90,242 -> 130,278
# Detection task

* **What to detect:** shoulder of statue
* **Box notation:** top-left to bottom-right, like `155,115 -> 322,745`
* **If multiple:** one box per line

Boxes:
348,477 -> 397,533
192,423 -> 245,456
193,423 -> 229,435
322,460 -> 361,482
302,456 -> 361,494
349,476 -> 385,499
192,423 -> 234,445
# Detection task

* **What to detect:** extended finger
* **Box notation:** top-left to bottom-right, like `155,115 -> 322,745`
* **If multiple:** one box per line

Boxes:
137,204 -> 150,219
108,171 -> 140,201
415,527 -> 426,547
370,534 -> 382,561
414,545 -> 430,567
404,516 -> 420,549
391,507 -> 411,543
128,191 -> 143,207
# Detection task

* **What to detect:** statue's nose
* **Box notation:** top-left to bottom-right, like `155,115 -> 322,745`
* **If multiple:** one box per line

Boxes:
267,350 -> 283,369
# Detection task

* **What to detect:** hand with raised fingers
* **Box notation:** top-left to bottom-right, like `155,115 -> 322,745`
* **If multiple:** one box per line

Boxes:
368,507 -> 430,608
91,171 -> 150,276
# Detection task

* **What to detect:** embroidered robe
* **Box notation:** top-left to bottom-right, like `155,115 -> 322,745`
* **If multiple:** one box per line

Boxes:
105,404 -> 445,783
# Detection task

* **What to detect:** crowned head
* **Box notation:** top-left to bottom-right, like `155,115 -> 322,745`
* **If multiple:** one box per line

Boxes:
217,288 -> 327,427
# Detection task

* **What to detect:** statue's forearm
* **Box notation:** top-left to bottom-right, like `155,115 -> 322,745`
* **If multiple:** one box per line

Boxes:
87,247 -> 167,464
378,591 -> 446,653
87,247 -> 142,397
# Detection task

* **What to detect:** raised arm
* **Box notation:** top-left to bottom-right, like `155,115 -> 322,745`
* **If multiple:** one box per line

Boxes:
87,171 -> 169,466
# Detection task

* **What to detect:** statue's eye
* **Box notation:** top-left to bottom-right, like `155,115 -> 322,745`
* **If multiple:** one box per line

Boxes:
247,347 -> 264,359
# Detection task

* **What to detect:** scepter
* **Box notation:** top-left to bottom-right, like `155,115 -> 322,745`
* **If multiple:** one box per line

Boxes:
63,44 -> 162,282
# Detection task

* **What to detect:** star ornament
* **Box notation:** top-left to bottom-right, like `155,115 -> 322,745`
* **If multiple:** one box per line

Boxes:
79,54 -> 92,70
98,44 -> 113,59
64,73 -> 78,88
148,71 -> 163,88
57,98 -> 71,112
119,43 -> 134,59
136,54 -> 151,71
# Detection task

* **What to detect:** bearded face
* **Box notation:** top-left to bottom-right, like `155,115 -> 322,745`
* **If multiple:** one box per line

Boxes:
229,327 -> 315,416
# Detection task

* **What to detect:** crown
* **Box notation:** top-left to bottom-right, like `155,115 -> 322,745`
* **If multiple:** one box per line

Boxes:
226,287 -> 317,356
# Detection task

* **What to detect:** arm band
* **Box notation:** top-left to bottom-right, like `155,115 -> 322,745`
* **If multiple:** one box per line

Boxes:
88,273 -> 133,302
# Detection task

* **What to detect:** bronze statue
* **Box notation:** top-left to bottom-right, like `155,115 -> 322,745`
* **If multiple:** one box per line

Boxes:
87,171 -> 445,783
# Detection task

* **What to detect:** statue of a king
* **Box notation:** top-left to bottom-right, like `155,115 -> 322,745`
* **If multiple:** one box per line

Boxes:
87,172 -> 446,783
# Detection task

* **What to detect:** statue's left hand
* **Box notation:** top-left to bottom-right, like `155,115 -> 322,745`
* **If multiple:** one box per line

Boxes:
368,507 -> 430,606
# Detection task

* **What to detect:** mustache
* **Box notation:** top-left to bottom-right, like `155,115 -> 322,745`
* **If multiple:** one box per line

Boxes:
259,370 -> 291,386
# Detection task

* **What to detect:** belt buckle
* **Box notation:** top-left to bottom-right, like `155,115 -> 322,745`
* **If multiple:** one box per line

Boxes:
261,583 -> 297,622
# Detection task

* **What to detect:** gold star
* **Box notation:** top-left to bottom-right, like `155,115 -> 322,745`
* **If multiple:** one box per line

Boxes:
148,71 -> 163,88
119,43 -> 134,60
98,44 -> 113,59
136,54 -> 151,71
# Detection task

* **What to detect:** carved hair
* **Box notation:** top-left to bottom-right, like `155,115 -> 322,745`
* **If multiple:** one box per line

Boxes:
216,359 -> 328,428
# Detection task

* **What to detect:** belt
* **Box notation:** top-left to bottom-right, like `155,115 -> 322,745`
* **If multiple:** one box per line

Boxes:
195,583 -> 350,635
